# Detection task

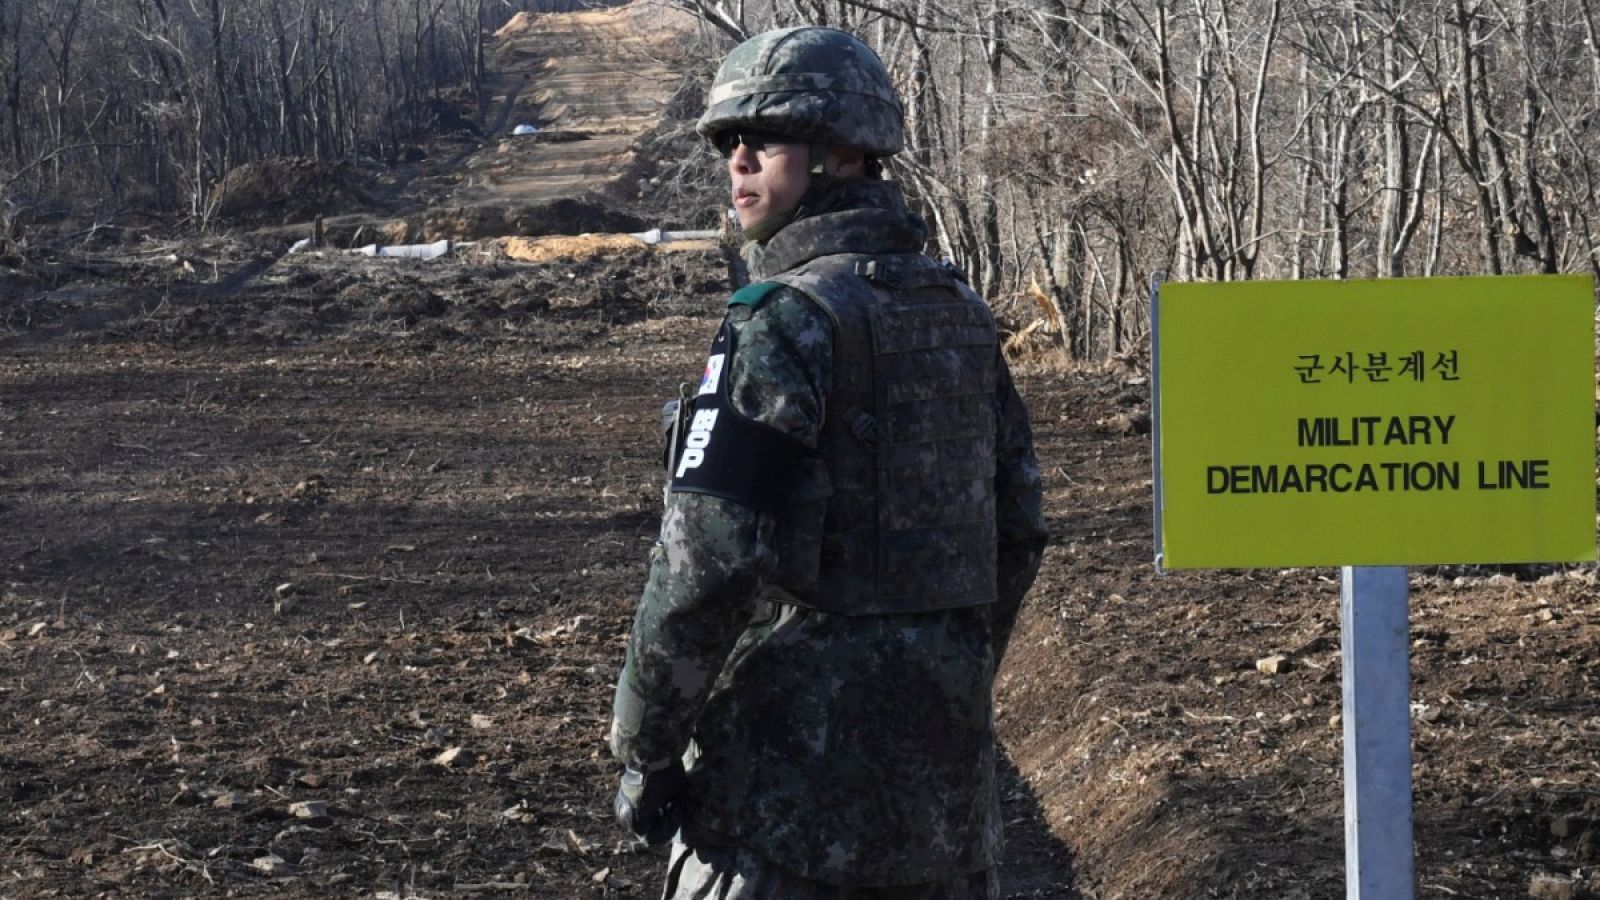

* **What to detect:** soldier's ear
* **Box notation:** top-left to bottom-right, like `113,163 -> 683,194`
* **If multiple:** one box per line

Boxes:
822,147 -> 866,180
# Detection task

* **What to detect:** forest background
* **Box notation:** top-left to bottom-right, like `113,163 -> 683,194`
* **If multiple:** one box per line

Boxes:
3,0 -> 1597,359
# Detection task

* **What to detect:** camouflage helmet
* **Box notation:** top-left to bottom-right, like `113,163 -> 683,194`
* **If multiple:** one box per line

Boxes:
697,27 -> 905,157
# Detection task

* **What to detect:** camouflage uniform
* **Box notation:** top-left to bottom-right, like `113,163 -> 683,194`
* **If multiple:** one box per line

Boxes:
610,26 -> 1047,898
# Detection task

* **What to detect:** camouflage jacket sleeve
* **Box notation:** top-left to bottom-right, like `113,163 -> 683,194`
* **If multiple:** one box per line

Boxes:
610,289 -> 830,772
990,352 -> 1047,667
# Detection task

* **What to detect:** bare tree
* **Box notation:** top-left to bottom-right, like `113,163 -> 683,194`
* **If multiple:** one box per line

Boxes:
9,0 -> 1600,364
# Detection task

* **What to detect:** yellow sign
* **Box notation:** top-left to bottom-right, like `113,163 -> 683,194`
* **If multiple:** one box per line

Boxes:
1156,275 -> 1596,568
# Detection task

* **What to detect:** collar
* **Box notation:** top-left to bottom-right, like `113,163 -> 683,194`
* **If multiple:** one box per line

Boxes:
745,180 -> 928,279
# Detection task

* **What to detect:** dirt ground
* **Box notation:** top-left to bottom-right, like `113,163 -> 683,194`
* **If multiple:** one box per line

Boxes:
6,238 -> 1600,900
4,2 -> 1600,898
0,240 -> 1078,898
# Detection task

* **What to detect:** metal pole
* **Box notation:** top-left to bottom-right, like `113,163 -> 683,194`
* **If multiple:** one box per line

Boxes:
1149,273 -> 1166,571
1341,565 -> 1414,900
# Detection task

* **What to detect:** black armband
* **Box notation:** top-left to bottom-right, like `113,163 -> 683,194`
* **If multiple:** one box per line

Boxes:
669,318 -> 807,516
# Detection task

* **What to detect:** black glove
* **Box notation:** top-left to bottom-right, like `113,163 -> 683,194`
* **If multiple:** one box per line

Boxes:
614,761 -> 686,846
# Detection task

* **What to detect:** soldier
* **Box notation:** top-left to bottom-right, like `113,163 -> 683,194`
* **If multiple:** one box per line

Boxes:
609,25 -> 1048,899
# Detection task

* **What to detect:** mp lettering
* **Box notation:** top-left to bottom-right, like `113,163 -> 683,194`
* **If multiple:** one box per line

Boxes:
675,409 -> 721,478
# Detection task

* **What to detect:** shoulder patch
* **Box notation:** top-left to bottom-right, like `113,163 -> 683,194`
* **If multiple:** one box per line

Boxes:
729,281 -> 784,308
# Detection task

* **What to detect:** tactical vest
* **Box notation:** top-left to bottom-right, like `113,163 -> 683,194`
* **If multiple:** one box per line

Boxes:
768,252 -> 1000,616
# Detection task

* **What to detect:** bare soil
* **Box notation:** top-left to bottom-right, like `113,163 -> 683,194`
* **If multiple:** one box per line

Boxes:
0,240 -> 1078,898
3,2 -> 1599,898
212,160 -> 386,227
7,236 -> 1599,900
998,369 -> 1600,898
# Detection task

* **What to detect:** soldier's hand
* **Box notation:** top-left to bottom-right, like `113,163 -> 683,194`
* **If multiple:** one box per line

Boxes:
660,399 -> 681,439
613,761 -> 686,846
661,397 -> 687,472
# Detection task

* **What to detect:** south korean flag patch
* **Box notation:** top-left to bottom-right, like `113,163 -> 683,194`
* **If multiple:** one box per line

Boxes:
669,318 -> 806,515
697,352 -> 725,397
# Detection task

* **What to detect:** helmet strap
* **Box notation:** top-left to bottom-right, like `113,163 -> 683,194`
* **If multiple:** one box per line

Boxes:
738,145 -> 866,243
740,144 -> 826,244
740,208 -> 796,243
809,144 -> 829,177
796,148 -> 845,219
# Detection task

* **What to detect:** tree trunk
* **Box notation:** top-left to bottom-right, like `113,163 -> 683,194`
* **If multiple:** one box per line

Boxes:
1377,29 -> 1409,277
975,0 -> 1003,297
1454,0 -> 1504,273
1514,0 -> 1556,272
207,0 -> 235,176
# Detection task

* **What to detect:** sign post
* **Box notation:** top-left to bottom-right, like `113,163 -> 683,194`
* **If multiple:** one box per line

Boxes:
1341,566 -> 1412,898
1152,274 -> 1595,900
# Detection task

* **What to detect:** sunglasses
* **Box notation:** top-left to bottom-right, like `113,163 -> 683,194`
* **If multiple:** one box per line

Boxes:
714,130 -> 796,159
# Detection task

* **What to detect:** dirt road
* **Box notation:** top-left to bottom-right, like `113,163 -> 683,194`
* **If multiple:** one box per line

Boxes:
462,5 -> 699,204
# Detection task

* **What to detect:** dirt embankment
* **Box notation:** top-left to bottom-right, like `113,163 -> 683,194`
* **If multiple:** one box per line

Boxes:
209,1 -> 703,247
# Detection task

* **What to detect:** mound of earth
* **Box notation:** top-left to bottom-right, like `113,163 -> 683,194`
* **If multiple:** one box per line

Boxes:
500,233 -> 718,263
415,197 -> 647,243
213,158 -> 380,226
